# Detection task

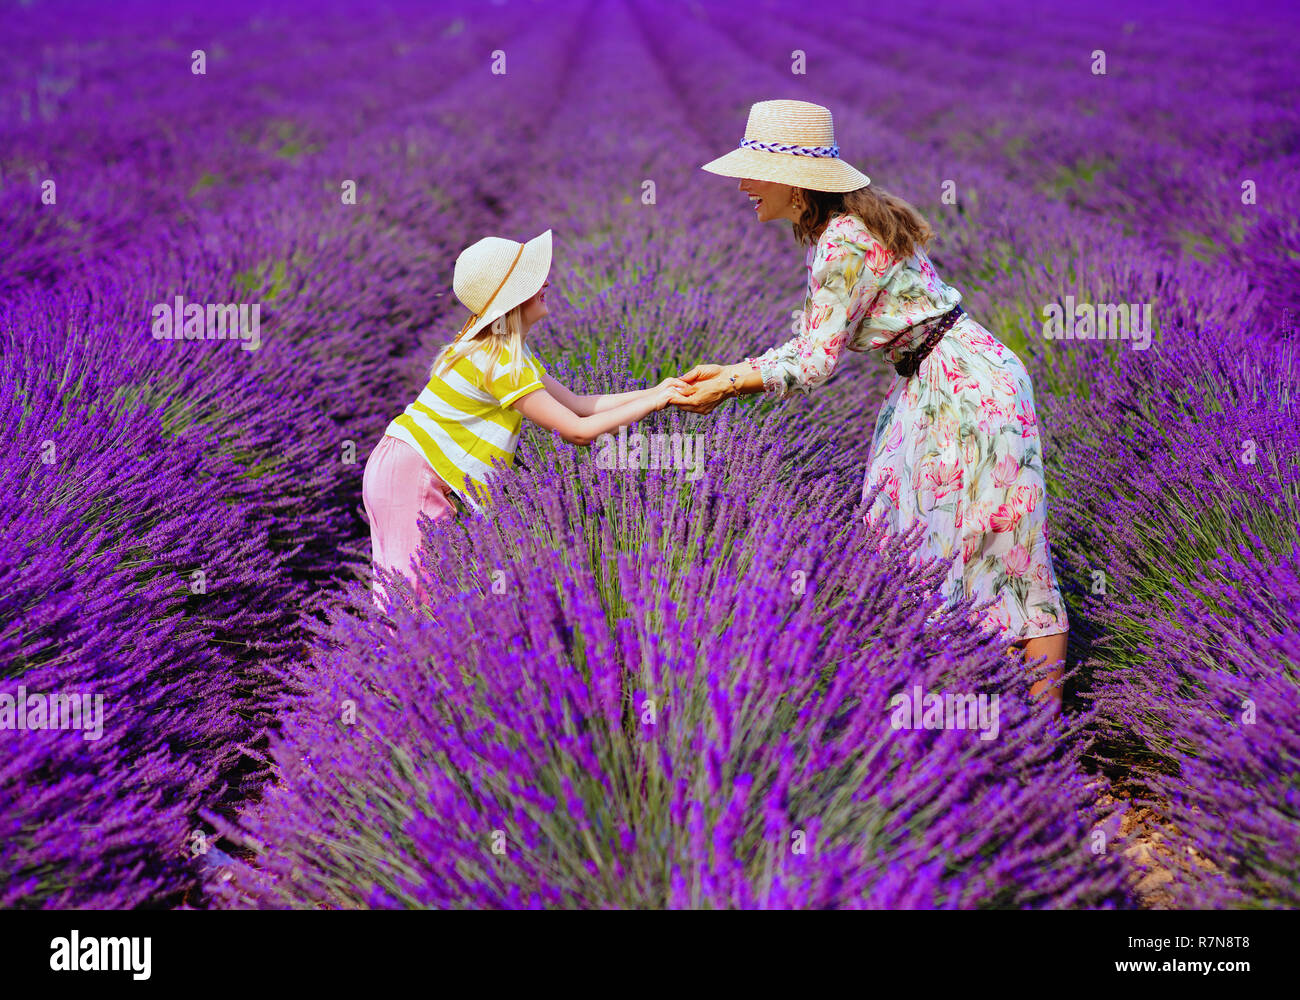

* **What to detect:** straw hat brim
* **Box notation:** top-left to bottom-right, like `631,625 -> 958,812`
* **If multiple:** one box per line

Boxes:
463,229 -> 553,339
701,148 -> 869,193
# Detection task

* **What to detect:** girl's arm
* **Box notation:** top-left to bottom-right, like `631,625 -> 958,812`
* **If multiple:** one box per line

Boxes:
513,382 -> 686,447
541,372 -> 690,416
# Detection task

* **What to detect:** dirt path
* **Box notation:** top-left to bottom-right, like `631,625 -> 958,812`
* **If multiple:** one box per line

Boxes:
1099,789 -> 1221,908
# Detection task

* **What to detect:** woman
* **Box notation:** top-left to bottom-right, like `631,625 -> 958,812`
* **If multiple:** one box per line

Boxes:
678,100 -> 1069,711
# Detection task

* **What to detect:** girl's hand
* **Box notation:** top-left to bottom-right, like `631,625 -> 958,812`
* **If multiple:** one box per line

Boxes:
656,376 -> 694,396
652,382 -> 690,411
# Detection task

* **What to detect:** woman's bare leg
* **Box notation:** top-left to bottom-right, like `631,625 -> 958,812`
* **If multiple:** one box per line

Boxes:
1012,631 -> 1067,714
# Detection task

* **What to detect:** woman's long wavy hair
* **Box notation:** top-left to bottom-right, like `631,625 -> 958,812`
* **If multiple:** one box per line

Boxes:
432,303 -> 528,385
792,184 -> 934,259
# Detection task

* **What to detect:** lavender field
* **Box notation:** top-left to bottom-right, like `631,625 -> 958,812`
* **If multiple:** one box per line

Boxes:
2,0 -> 1297,910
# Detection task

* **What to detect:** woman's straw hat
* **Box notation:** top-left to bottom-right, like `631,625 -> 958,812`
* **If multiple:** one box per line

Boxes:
701,100 -> 869,193
453,229 -> 552,340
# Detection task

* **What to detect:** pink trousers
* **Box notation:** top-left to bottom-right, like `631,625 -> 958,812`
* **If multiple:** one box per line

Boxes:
361,434 -> 456,606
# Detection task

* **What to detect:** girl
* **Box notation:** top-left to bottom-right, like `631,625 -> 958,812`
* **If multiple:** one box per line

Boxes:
680,100 -> 1070,712
363,229 -> 689,605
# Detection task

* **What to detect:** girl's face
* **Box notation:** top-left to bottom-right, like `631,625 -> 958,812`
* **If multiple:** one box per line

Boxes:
521,280 -> 550,327
738,178 -> 800,223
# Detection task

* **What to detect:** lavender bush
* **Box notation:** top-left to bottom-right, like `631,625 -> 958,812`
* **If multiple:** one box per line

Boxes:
1143,544 -> 1300,908
1043,322 -> 1299,906
209,400 -> 1128,908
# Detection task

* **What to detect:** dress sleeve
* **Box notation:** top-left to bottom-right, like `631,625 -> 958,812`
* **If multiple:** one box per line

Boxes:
748,223 -> 892,399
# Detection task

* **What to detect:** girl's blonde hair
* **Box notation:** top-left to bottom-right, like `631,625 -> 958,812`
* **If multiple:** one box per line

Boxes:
432,303 -> 528,385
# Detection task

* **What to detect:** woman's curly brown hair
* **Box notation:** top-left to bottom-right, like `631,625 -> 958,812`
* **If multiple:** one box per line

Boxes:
792,184 -> 935,259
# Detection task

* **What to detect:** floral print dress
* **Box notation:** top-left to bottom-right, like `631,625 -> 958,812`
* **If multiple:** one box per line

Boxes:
749,212 -> 1069,641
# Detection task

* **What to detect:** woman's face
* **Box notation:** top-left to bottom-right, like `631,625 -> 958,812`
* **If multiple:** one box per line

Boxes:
738,178 -> 800,223
520,280 -> 550,326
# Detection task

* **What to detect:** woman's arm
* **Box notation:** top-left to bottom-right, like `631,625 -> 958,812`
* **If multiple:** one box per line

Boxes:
513,383 -> 685,446
541,372 -> 689,416
674,225 -> 886,415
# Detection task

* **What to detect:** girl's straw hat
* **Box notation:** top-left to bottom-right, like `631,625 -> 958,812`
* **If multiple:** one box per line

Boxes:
701,100 -> 869,193
453,229 -> 552,341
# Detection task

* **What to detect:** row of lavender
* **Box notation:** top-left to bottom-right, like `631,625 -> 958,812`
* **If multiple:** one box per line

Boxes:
0,0 -> 589,906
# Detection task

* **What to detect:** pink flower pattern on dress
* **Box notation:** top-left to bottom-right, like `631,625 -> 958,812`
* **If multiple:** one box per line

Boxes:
750,212 -> 1069,642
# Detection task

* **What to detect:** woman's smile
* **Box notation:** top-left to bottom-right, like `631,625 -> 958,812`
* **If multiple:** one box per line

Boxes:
738,179 -> 799,223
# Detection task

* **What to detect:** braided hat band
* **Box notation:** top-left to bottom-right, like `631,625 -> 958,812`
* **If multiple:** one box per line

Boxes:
739,137 -> 840,159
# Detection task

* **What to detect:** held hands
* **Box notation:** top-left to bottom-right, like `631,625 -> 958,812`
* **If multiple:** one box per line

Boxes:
669,364 -> 734,415
651,376 -> 694,411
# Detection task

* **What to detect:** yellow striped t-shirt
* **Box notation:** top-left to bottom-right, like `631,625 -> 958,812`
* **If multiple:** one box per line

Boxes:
383,342 -> 548,510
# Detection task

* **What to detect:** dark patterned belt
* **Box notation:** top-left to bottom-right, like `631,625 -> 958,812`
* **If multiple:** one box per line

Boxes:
893,303 -> 965,379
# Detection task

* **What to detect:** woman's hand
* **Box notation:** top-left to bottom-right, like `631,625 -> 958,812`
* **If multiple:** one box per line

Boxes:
680,364 -> 724,384
673,363 -> 729,415
670,362 -> 765,415
670,374 -> 734,414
